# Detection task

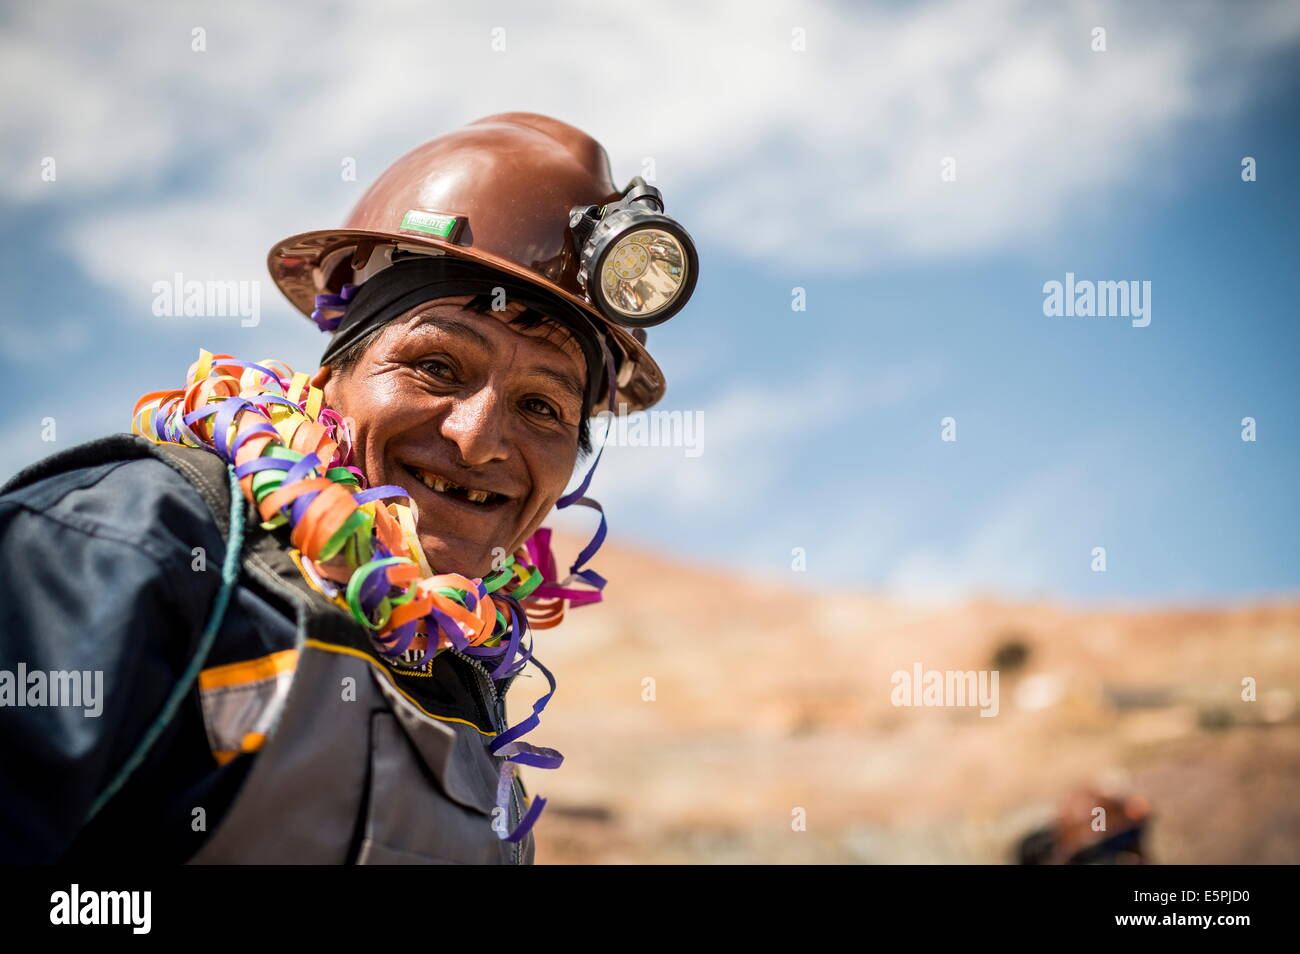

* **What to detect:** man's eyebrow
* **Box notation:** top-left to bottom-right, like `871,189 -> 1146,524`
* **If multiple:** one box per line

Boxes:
410,312 -> 494,351
527,366 -> 585,404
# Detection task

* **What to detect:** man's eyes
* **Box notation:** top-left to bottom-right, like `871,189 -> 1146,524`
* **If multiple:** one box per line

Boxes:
417,358 -> 457,381
522,396 -> 560,419
417,358 -> 569,423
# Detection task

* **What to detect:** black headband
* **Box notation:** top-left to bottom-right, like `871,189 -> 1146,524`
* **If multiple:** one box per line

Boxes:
319,254 -> 614,411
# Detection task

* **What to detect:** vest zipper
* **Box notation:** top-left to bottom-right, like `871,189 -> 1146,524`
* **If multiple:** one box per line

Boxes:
448,647 -> 502,729
448,647 -> 526,864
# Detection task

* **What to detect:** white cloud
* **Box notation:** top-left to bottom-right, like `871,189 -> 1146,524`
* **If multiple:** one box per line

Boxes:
2,0 -> 1298,310
584,355 -> 943,520
882,435 -> 1132,602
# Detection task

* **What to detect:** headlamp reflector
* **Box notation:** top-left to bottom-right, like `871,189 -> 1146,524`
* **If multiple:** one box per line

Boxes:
598,228 -> 689,322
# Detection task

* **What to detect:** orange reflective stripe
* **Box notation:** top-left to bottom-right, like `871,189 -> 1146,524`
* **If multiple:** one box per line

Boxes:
211,731 -> 270,766
199,648 -> 299,691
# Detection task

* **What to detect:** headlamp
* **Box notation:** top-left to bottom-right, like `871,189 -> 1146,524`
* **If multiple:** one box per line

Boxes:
569,177 -> 698,328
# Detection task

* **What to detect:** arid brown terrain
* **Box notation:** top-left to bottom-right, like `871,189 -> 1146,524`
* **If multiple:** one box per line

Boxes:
511,532 -> 1300,864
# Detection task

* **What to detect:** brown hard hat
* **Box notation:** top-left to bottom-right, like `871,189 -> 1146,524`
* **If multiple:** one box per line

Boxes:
267,112 -> 667,411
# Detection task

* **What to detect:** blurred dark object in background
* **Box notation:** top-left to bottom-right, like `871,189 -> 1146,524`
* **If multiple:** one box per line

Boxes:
990,633 -> 1033,674
1017,786 -> 1151,864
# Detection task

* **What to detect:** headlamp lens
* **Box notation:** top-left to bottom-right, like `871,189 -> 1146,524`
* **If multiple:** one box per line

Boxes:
598,228 -> 689,322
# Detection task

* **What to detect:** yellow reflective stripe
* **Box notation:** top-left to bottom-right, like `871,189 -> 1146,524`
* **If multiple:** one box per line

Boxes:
302,638 -> 496,737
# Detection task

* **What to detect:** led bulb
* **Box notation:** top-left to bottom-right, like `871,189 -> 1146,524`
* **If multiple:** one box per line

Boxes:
598,229 -> 688,321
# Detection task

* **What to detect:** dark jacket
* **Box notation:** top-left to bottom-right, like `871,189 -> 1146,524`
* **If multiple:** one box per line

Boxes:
0,434 -> 535,864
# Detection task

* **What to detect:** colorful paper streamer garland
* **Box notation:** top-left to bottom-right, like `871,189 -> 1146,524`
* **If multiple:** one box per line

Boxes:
132,349 -> 599,844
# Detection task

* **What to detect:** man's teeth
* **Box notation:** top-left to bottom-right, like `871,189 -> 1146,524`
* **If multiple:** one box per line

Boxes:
412,468 -> 495,504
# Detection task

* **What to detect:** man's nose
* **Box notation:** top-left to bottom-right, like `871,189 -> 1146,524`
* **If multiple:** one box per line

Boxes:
439,384 -> 510,467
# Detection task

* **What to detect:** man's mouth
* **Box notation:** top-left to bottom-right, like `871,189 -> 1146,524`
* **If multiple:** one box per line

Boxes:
401,463 -> 509,510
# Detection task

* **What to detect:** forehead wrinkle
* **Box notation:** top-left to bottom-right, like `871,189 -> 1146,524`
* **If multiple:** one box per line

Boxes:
406,307 -> 586,399
409,304 -> 581,363
521,321 -> 585,365
495,308 -> 583,362
406,311 -> 494,351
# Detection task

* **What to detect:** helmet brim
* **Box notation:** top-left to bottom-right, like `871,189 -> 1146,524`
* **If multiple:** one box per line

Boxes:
267,227 -> 666,413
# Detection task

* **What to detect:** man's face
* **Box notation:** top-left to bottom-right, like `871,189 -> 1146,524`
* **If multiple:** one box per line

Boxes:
312,295 -> 588,579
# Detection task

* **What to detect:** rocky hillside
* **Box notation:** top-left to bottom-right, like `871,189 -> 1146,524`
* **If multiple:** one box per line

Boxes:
509,532 -> 1300,863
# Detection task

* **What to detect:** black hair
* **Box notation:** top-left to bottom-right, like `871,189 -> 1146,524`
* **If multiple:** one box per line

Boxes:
327,294 -> 595,458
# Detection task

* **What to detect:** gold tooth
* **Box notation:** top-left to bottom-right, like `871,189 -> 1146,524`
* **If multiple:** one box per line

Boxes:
414,469 -> 450,493
414,467 -> 490,500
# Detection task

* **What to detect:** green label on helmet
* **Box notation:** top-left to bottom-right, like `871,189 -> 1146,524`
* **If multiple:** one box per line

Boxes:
399,210 -> 460,238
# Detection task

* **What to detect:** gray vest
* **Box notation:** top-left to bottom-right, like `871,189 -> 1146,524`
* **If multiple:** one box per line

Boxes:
153,438 -> 537,864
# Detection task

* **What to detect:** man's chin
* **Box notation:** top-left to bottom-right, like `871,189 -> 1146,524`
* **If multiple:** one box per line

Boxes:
418,534 -> 496,580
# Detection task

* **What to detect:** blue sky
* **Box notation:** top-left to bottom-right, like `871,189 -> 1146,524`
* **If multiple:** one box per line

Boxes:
1,0 -> 1297,604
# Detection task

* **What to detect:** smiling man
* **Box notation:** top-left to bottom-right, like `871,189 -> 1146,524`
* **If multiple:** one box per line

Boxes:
313,293 -> 593,579
0,113 -> 697,864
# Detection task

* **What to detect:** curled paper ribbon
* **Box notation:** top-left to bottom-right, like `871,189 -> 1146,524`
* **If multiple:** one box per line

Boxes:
133,348 -> 606,842
494,737 -> 564,844
310,283 -> 359,332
